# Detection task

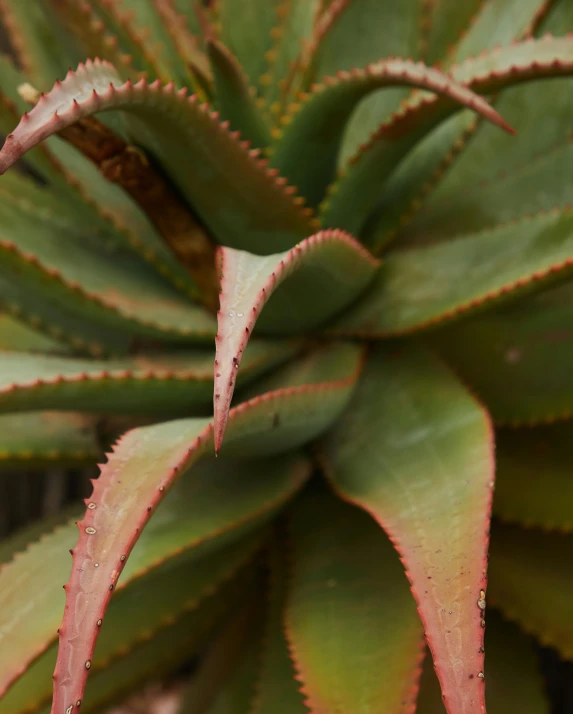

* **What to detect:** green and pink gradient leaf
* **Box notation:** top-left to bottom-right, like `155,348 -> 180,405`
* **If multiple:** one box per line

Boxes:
0,59 -> 317,254
321,345 -> 495,714
50,346 -> 362,714
213,230 -> 377,451
0,340 -> 296,415
249,540 -> 307,714
494,423 -> 573,531
285,486 -> 424,714
331,208 -> 573,338
271,57 -> 512,207
323,35 -> 573,238
0,412 -> 99,469
488,523 -> 573,659
416,613 -> 549,714
431,280 -> 573,425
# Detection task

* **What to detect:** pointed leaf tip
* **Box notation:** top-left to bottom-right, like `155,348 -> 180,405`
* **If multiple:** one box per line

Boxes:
213,231 -> 378,451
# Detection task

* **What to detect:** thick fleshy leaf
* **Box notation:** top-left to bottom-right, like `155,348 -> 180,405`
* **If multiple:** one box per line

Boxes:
285,487 -> 424,714
0,412 -> 99,469
332,208 -> 573,338
0,340 -> 295,415
249,540 -> 307,714
50,349 -> 361,713
271,58 -> 511,207
494,423 -> 573,531
431,281 -> 573,424
416,613 -> 549,714
207,39 -> 272,148
321,345 -> 495,714
488,523 -> 573,659
1,537 -> 258,714
0,59 -> 317,254
0,453 -> 311,699
213,232 -> 377,450
0,312 -> 67,353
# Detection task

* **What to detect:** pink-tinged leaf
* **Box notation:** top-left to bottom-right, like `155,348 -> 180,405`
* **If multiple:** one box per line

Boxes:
320,345 -> 495,714
51,344 -> 363,714
0,59 -> 316,254
213,230 -> 378,452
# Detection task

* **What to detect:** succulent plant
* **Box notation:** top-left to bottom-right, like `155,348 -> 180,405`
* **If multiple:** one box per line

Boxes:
0,1 -> 573,713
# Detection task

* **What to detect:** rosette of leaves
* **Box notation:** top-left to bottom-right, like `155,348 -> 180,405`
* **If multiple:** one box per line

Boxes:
0,1 -> 572,713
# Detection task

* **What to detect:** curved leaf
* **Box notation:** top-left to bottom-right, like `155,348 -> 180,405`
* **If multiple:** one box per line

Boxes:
0,340 -> 295,415
321,345 -> 495,714
0,412 -> 99,469
0,452 -> 311,699
488,523 -> 573,659
431,280 -> 573,424
416,613 -> 549,714
285,487 -> 424,714
494,423 -> 573,531
271,58 -> 511,207
213,231 -> 377,450
0,59 -> 317,254
331,208 -> 573,337
50,347 -> 362,713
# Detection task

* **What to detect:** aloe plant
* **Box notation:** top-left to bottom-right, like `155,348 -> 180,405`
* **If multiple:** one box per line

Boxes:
0,1 -> 572,713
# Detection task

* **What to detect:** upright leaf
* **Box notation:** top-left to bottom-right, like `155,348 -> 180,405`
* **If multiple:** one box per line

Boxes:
285,487 -> 424,714
322,345 -> 495,714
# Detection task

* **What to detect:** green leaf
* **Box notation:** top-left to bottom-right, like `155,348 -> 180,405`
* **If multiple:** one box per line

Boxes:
321,345 -> 495,714
285,486 -> 423,714
0,340 -> 295,415
207,39 -> 272,148
0,452 -> 311,699
213,233 -> 377,449
218,0 -> 281,91
416,613 -> 549,714
0,0 -> 82,89
50,347 -> 361,712
494,423 -> 573,532
0,412 -> 99,469
0,59 -> 317,254
0,312 -> 67,353
431,281 -> 573,424
488,523 -> 573,660
419,0 -> 485,65
271,58 -> 510,208
331,208 -> 573,338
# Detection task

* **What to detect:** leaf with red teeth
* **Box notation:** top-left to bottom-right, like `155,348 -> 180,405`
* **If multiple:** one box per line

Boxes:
331,207 -> 573,339
325,35 -> 573,239
50,346 -> 362,714
285,486 -> 424,714
0,340 -> 296,415
321,345 -> 495,714
271,57 -> 512,207
213,231 -> 377,451
0,59 -> 316,253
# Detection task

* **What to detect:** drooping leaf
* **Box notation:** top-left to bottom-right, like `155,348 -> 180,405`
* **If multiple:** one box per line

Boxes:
213,232 -> 377,450
0,340 -> 296,415
0,452 -> 311,699
321,345 -> 495,714
271,58 -> 511,207
488,523 -> 573,659
416,612 -> 549,714
285,486 -> 424,714
0,412 -> 99,469
494,423 -> 573,531
431,280 -> 573,424
331,208 -> 573,338
50,348 -> 362,713
0,59 -> 317,254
